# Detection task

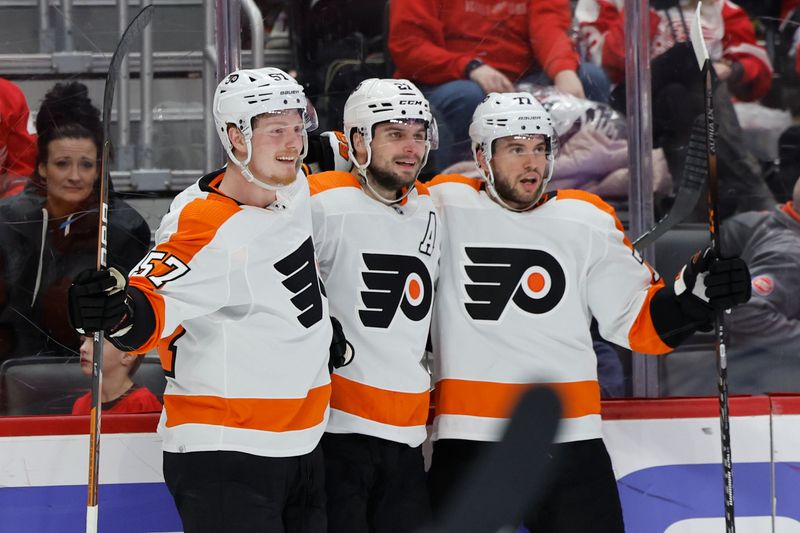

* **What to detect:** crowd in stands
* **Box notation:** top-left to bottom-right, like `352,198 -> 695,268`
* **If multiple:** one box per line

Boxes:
0,80 -> 155,414
0,0 -> 799,416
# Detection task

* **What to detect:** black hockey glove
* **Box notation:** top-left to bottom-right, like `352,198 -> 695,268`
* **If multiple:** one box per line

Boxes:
68,267 -> 133,336
674,248 -> 751,330
329,316 -> 354,373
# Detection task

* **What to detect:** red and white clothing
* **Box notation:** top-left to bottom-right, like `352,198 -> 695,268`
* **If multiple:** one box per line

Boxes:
782,0 -> 800,75
427,175 -> 671,444
389,0 -> 580,84
72,384 -> 162,415
0,78 -> 36,197
309,171 -> 440,447
576,0 -> 773,101
116,169 -> 333,458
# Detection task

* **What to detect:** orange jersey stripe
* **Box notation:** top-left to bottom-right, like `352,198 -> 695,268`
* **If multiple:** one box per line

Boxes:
433,379 -> 600,420
628,280 -> 672,354
308,171 -> 362,195
163,384 -> 331,432
157,325 -> 185,376
556,189 -> 636,247
427,173 -> 482,190
330,374 -> 430,427
309,170 -> 429,200
128,195 -> 241,353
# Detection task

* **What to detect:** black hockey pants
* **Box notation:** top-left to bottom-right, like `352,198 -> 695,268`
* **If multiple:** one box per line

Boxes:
163,445 -> 326,533
321,432 -> 431,533
428,437 -> 626,533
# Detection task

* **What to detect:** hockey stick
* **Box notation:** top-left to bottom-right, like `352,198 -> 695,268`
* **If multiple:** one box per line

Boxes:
690,5 -> 735,532
87,6 -> 154,533
418,386 -> 561,533
632,116 -> 707,250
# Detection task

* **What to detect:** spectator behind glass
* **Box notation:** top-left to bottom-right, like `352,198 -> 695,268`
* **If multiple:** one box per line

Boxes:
720,175 -> 800,393
576,0 -> 776,218
782,0 -> 800,77
388,0 -> 612,172
0,82 -> 150,361
72,336 -> 162,415
0,77 -> 37,198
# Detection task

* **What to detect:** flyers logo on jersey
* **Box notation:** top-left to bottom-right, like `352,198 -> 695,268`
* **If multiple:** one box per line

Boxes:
359,253 -> 433,328
463,247 -> 566,321
274,237 -> 326,328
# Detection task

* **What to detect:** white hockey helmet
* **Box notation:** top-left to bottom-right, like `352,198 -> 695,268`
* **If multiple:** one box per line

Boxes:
213,67 -> 318,190
469,92 -> 558,209
342,78 -> 438,203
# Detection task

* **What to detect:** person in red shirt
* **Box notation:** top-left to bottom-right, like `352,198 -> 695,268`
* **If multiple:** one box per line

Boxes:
388,0 -> 610,172
72,335 -> 162,415
0,78 -> 37,198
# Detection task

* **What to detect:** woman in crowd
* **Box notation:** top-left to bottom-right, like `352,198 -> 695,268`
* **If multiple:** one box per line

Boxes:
0,81 -> 150,361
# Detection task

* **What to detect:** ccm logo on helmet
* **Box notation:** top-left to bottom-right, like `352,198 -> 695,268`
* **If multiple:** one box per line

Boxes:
359,253 -> 433,328
399,100 -> 423,105
462,246 -> 566,321
274,237 -> 327,329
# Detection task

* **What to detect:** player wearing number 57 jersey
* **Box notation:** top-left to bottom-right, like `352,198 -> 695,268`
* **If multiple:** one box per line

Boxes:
426,92 -> 752,533
67,68 -> 339,533
308,79 -> 440,533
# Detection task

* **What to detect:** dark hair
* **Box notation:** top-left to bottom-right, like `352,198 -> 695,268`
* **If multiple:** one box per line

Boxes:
33,82 -> 103,189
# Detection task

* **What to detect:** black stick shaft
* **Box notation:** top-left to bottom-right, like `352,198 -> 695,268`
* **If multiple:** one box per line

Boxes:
86,7 -> 154,532
703,60 -> 735,533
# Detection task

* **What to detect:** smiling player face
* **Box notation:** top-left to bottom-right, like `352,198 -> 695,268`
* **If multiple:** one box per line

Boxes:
360,119 -> 428,193
247,110 -> 305,188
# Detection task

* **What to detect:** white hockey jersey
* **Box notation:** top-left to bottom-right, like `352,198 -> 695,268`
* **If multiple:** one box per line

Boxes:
427,175 -> 671,444
126,169 -> 332,457
309,171 -> 440,447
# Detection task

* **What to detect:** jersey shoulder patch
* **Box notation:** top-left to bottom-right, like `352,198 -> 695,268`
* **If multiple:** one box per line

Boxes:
308,170 -> 361,196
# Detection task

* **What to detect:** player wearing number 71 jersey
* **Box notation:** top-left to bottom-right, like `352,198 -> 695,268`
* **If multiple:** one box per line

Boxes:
426,92 -> 752,533
308,78 -> 440,533
66,68 -> 352,533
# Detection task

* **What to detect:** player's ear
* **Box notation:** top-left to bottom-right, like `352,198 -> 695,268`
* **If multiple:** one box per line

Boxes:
227,125 -> 246,155
351,131 -> 369,165
476,146 -> 490,175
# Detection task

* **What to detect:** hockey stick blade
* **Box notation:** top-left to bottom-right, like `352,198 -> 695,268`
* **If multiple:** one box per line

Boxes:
633,115 -> 708,250
101,5 -> 155,140
418,386 -> 561,533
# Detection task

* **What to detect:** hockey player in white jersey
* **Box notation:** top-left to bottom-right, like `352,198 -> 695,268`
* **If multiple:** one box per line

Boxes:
307,78 -> 440,532
67,68 -> 350,533
426,92 -> 752,532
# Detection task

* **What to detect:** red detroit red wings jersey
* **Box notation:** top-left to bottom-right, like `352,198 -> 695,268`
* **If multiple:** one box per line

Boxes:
309,171 -> 440,447
427,175 -> 668,444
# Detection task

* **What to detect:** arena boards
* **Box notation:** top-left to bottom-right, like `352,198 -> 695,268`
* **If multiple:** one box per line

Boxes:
0,398 -> 798,532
